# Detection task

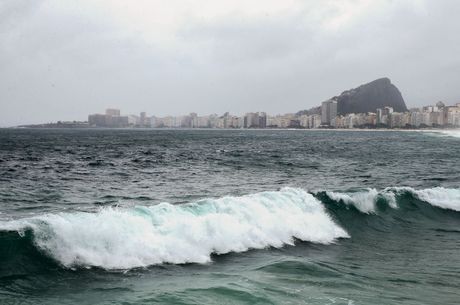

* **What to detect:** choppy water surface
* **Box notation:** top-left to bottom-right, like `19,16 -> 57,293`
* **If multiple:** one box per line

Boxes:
0,129 -> 459,305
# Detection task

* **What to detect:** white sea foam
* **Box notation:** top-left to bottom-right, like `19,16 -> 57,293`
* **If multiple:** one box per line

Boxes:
325,189 -> 397,213
326,187 -> 460,214
325,187 -> 460,213
403,187 -> 460,212
420,129 -> 460,139
0,188 -> 348,269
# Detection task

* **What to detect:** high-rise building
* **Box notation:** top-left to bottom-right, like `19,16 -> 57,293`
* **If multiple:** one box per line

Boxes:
382,106 -> 394,116
321,100 -> 337,125
87,108 -> 128,127
106,109 -> 120,116
244,112 -> 260,128
258,112 -> 267,128
389,112 -> 403,128
88,114 -> 107,127
128,115 -> 140,126
376,107 -> 393,125
140,112 -> 147,127
89,111 -> 129,127
376,108 -> 383,124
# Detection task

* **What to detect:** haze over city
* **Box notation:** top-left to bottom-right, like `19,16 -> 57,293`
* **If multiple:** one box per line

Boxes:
1,0 -> 460,127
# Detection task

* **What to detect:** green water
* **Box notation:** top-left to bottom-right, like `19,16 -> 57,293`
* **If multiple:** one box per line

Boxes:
0,129 -> 459,304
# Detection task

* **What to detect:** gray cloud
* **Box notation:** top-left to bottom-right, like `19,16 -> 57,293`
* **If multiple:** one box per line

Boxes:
1,0 -> 459,126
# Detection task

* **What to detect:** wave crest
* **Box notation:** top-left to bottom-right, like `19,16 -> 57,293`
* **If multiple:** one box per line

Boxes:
324,189 -> 396,213
0,188 -> 348,269
392,186 -> 460,212
321,187 -> 460,213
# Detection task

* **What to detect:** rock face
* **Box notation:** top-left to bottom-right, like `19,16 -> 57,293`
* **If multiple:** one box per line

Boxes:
328,78 -> 407,115
296,106 -> 321,116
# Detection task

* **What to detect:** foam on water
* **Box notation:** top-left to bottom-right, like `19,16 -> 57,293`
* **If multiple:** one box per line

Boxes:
0,187 -> 348,269
420,129 -> 460,139
396,186 -> 460,212
324,187 -> 460,213
324,189 -> 397,213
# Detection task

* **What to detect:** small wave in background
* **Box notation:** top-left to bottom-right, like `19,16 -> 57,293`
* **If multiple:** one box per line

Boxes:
420,129 -> 460,138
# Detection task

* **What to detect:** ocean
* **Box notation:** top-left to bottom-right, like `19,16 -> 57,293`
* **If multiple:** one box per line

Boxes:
0,128 -> 459,305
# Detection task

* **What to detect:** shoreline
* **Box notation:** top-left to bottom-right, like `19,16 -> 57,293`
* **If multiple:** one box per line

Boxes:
2,126 -> 460,132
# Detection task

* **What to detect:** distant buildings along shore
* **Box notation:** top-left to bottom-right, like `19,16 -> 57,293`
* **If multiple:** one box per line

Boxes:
84,101 -> 460,129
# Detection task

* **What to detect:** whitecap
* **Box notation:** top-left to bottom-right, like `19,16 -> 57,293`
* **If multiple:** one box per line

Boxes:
0,187 -> 348,269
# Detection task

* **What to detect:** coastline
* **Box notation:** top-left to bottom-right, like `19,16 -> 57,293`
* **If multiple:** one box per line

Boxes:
3,126 -> 460,132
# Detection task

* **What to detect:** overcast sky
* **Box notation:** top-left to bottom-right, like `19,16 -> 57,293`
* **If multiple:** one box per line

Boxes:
1,0 -> 459,126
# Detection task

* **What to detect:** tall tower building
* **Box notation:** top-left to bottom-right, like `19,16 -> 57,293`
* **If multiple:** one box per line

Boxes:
321,101 -> 337,125
140,112 -> 147,126
376,108 -> 383,124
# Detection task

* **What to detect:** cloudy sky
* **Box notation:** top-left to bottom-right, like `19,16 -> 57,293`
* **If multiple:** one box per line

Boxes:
1,0 -> 459,126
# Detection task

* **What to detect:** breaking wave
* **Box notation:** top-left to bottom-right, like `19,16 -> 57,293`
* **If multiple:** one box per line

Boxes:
319,186 -> 460,213
323,189 -> 397,213
406,187 -> 460,211
0,188 -> 348,270
1,186 -> 459,272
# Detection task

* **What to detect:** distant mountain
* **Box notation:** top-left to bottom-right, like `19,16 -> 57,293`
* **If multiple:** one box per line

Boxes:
329,78 -> 408,115
296,106 -> 321,116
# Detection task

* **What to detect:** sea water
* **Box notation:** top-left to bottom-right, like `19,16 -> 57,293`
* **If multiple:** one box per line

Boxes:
0,129 -> 459,305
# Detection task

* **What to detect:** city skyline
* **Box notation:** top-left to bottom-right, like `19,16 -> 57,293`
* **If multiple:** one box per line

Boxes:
2,77 -> 459,127
23,98 -> 456,129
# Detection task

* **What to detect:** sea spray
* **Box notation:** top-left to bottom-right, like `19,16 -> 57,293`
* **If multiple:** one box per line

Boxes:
0,188 -> 348,269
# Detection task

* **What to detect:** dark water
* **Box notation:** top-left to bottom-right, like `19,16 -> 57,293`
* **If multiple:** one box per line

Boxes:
0,129 -> 459,305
